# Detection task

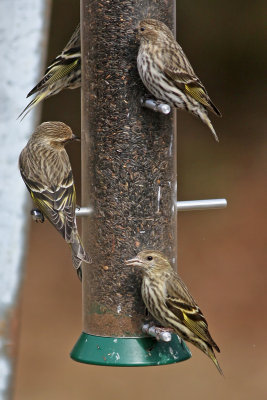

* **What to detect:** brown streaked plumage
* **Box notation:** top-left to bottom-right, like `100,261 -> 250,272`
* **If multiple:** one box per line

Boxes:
18,25 -> 81,120
137,19 -> 221,141
19,121 -> 90,277
126,250 -> 223,374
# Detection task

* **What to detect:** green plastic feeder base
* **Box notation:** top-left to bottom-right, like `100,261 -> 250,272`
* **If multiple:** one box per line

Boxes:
70,332 -> 191,366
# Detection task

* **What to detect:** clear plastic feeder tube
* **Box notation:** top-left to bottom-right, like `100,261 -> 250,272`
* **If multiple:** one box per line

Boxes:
71,0 -> 191,366
81,0 -> 177,339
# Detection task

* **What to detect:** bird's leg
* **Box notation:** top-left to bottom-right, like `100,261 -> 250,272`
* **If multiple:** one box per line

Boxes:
31,208 -> 44,223
142,322 -> 174,342
140,94 -> 171,115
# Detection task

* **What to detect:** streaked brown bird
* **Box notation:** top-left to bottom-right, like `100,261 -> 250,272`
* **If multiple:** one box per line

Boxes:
126,250 -> 223,374
19,121 -> 90,277
137,19 -> 221,141
18,24 -> 81,119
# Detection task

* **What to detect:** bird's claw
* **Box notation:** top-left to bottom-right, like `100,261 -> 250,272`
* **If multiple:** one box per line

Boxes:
31,209 -> 44,223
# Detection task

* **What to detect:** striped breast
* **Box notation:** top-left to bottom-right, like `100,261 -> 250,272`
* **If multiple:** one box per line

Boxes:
141,275 -> 196,341
137,45 -> 202,116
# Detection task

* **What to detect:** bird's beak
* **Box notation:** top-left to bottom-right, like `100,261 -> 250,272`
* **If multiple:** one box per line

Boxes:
71,133 -> 80,141
125,257 -> 141,267
65,134 -> 80,145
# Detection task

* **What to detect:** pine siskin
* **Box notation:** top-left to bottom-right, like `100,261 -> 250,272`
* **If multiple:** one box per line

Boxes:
126,250 -> 223,374
18,25 -> 81,119
137,19 -> 221,141
19,121 -> 90,277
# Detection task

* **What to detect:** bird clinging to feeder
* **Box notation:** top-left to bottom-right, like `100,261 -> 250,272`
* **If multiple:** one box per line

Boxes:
137,19 -> 221,141
126,250 -> 223,374
19,121 -> 90,277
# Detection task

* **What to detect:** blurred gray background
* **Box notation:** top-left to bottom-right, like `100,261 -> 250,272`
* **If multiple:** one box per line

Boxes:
14,1 -> 266,399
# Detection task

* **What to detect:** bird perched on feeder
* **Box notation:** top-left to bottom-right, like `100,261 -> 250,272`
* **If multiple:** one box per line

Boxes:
126,250 -> 223,374
137,19 -> 221,141
19,121 -> 90,278
18,24 -> 81,119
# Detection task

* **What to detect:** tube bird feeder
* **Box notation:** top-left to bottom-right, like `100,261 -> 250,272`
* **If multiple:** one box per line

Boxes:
70,0 -> 192,366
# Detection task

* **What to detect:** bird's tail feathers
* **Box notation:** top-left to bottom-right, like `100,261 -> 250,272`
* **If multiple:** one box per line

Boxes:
207,346 -> 224,376
76,267 -> 83,281
200,112 -> 219,142
195,338 -> 223,375
17,92 -> 48,121
70,232 -> 91,271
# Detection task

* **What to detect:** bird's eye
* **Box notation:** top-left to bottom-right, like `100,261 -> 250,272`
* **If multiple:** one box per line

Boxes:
140,27 -> 145,32
147,256 -> 153,261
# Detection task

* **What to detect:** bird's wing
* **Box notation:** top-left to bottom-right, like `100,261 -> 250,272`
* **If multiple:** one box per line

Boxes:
27,48 -> 81,97
17,52 -> 80,120
20,166 -> 76,243
18,25 -> 81,120
166,277 -> 220,351
161,46 -> 221,116
27,24 -> 81,97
